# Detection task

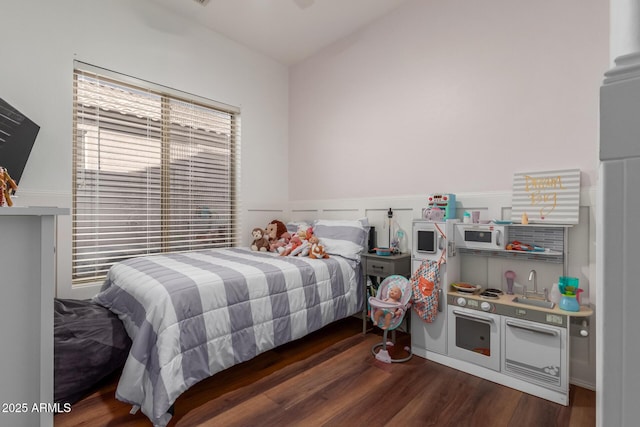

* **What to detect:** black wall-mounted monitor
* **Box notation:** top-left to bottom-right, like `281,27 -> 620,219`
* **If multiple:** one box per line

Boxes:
0,97 -> 40,185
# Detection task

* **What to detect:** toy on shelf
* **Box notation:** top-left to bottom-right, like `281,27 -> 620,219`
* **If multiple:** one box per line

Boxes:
0,166 -> 18,207
558,276 -> 582,312
424,194 -> 456,220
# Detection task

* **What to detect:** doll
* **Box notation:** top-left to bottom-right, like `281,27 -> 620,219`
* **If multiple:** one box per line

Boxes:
373,285 -> 403,330
280,234 -> 303,256
288,225 -> 313,257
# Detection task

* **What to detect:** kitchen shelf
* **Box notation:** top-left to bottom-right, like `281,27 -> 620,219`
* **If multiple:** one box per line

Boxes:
456,223 -> 568,265
458,247 -> 564,264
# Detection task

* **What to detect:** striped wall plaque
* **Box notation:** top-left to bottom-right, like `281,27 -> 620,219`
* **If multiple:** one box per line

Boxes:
510,169 -> 580,224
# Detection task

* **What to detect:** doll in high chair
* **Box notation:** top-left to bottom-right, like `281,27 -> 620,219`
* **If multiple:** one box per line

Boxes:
373,285 -> 403,329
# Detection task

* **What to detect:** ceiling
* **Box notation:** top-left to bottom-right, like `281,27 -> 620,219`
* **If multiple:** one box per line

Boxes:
148,0 -> 412,65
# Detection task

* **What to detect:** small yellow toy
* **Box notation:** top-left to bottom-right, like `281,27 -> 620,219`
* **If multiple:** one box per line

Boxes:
0,167 -> 18,207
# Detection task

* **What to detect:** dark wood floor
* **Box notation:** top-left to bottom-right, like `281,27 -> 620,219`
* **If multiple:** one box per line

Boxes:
55,317 -> 595,426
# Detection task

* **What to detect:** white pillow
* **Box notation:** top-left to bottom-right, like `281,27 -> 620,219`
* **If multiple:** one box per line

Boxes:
312,218 -> 370,260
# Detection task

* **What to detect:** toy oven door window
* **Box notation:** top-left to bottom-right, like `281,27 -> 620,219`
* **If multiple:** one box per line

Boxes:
416,229 -> 436,254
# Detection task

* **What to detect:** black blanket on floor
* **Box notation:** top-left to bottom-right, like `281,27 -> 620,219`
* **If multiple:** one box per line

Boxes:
54,298 -> 131,405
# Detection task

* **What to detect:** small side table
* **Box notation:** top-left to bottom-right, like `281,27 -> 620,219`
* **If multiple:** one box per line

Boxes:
360,252 -> 411,334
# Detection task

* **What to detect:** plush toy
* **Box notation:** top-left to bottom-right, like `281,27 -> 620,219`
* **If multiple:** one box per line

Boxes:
250,228 -> 270,252
265,219 -> 290,253
288,225 -> 313,257
0,167 -> 18,207
280,234 -> 303,256
373,285 -> 403,330
308,235 -> 329,259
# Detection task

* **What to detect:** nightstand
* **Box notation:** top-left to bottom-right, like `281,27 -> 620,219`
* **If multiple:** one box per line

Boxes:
361,252 -> 411,282
360,252 -> 412,333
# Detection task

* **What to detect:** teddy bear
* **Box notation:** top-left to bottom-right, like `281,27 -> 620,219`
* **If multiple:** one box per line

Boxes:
250,227 -> 270,252
308,235 -> 329,259
0,167 -> 18,207
373,285 -> 403,330
265,219 -> 291,253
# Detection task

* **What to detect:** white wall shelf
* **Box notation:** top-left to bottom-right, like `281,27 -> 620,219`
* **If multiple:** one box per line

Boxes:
0,207 -> 68,427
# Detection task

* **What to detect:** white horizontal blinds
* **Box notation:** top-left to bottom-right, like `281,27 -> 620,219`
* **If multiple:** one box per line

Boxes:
165,98 -> 238,252
72,66 -> 240,284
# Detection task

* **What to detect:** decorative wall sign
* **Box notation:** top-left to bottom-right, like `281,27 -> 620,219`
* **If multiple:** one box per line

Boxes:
511,169 -> 580,224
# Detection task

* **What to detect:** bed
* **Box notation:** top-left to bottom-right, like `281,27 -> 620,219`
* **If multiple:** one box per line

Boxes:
93,224 -> 366,427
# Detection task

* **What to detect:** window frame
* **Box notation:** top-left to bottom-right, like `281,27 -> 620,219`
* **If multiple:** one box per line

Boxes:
72,61 -> 241,285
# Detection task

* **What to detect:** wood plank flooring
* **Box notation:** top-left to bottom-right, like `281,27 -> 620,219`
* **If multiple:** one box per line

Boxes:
55,317 -> 595,426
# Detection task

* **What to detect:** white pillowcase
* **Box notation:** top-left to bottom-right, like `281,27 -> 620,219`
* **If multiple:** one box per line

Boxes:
312,218 -> 370,260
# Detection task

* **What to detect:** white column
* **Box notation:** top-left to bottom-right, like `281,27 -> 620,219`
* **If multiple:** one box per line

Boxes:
610,0 -> 640,61
599,1 -> 640,426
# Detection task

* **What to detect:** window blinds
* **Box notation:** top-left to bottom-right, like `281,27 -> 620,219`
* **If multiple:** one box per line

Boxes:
72,64 -> 240,284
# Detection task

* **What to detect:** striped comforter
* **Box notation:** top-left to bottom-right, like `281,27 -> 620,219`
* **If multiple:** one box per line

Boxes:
93,247 -> 362,427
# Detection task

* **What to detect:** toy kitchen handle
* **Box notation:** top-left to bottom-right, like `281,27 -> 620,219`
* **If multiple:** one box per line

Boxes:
452,310 -> 495,325
496,229 -> 502,247
505,319 -> 559,336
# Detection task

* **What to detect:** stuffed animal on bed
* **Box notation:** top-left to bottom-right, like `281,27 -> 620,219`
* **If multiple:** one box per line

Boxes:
280,234 -> 303,256
287,225 -> 313,257
266,219 -> 291,253
250,228 -> 270,252
308,235 -> 329,259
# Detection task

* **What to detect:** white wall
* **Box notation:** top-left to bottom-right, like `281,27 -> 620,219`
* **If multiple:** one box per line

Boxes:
1,0 -> 290,299
289,0 -> 609,201
284,0 -> 606,390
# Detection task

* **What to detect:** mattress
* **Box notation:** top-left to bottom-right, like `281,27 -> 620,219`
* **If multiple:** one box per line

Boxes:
93,247 -> 362,426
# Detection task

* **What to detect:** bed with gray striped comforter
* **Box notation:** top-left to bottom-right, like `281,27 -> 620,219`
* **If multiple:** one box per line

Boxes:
93,247 -> 363,427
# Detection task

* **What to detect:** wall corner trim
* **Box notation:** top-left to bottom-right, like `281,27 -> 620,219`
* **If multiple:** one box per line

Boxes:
603,52 -> 640,85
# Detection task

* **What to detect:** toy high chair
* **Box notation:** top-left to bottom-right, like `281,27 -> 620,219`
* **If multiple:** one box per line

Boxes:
369,275 -> 413,363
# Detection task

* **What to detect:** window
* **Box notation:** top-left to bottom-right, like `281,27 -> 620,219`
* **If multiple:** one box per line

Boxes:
72,62 -> 240,284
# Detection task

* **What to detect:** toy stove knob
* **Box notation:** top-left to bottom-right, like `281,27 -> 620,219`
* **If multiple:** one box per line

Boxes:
480,301 -> 492,312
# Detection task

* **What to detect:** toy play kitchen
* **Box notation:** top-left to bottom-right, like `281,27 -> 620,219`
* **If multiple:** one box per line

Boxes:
411,217 -> 592,406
